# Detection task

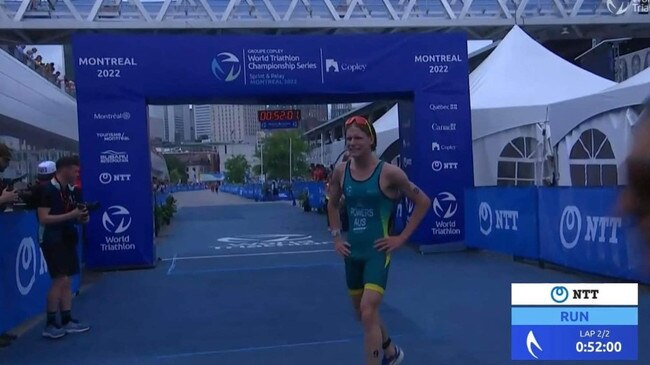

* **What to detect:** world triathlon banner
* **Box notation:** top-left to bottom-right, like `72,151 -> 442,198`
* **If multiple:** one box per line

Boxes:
72,33 -> 471,269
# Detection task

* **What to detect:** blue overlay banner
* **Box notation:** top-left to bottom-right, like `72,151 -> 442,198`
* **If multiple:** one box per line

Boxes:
511,325 -> 638,360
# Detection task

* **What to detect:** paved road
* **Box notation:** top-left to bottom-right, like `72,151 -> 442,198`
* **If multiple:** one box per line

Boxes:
2,191 -> 649,364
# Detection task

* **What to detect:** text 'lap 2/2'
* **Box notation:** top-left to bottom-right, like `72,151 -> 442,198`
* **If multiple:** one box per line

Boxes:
511,283 -> 638,361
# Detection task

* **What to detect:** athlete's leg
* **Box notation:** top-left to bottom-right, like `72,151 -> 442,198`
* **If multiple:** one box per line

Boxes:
360,288 -> 383,365
351,294 -> 396,358
363,254 -> 403,364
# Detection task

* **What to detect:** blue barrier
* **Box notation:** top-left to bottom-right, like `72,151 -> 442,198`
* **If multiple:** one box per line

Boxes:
464,186 -> 650,284
538,187 -> 650,284
464,187 -> 539,260
0,211 -> 83,334
221,182 -> 324,208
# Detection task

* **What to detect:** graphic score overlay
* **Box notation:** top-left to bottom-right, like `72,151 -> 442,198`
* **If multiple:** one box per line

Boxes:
511,283 -> 638,360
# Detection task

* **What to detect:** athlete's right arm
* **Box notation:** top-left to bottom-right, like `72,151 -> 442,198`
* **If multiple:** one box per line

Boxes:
327,163 -> 350,256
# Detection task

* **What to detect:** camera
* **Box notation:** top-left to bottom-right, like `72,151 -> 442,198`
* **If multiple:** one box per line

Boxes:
77,202 -> 101,211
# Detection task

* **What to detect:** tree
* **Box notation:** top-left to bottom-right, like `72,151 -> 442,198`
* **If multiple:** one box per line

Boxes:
164,155 -> 188,183
225,154 -> 250,184
257,130 -> 309,180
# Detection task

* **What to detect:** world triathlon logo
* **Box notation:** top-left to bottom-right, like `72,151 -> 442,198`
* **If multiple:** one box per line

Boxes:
211,52 -> 241,82
607,0 -> 630,15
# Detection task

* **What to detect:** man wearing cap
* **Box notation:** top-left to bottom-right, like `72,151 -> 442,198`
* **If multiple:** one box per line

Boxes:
23,161 -> 56,210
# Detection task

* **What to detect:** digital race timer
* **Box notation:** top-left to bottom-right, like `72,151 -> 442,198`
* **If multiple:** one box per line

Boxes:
257,109 -> 302,122
258,109 -> 301,130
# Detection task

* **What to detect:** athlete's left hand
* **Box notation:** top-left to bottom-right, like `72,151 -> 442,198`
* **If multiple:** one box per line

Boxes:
374,236 -> 406,253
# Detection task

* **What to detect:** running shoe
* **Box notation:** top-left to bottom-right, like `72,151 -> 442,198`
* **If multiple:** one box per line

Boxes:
42,325 -> 66,339
382,345 -> 404,365
62,320 -> 91,334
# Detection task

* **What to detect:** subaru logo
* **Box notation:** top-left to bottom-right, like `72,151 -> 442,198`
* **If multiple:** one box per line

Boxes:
432,192 -> 457,219
102,205 -> 132,234
211,52 -> 241,82
479,202 -> 492,236
559,206 -> 581,249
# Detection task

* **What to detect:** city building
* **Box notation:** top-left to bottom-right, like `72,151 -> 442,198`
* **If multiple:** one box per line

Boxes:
193,104 -> 214,141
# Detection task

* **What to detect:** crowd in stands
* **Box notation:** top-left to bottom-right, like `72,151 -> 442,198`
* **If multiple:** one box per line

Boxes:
0,45 -> 76,97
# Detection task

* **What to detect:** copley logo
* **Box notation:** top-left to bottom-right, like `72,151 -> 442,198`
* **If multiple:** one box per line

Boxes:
478,202 -> 519,236
93,112 -> 131,121
15,237 -> 47,296
431,160 -> 458,172
431,142 -> 456,151
97,132 -> 130,142
100,150 -> 128,164
432,192 -> 461,236
559,205 -> 623,249
212,52 -> 241,82
99,173 -> 131,184
101,205 -> 135,251
325,58 -> 367,73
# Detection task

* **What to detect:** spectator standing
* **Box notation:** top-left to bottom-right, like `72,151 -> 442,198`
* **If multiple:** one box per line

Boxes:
37,156 -> 91,339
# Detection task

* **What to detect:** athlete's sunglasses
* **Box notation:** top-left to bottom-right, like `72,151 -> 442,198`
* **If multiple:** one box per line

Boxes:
345,116 -> 374,140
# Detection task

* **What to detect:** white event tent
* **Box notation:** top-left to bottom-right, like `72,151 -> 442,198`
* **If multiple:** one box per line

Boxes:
470,25 -> 616,186
547,67 -> 650,186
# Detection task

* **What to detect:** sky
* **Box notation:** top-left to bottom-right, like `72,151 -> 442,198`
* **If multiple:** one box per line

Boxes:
28,40 -> 493,79
26,44 -> 66,75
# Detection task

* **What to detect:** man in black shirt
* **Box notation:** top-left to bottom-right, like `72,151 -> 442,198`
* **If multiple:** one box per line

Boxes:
37,156 -> 90,339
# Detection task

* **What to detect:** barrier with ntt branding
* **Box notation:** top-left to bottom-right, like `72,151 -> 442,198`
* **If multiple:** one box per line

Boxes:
538,187 -> 650,284
464,187 -> 539,260
0,212 -> 82,334
72,32 -> 473,269
464,187 -> 650,284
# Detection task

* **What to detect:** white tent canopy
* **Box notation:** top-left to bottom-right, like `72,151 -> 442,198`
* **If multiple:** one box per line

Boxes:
470,25 -> 616,141
548,67 -> 650,146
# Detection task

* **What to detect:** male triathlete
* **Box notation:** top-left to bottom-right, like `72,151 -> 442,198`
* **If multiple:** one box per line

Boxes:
327,115 -> 431,365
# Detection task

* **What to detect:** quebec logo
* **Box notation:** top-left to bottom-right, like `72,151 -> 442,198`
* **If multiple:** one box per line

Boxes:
211,52 -> 241,82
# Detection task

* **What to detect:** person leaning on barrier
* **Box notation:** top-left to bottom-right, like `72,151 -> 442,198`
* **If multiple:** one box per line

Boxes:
619,96 -> 650,244
37,155 -> 91,339
0,143 -> 19,206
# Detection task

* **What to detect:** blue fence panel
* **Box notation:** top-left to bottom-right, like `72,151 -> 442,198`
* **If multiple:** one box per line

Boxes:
0,212 -> 85,333
538,187 -> 650,284
0,212 -> 52,334
464,187 -> 540,260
